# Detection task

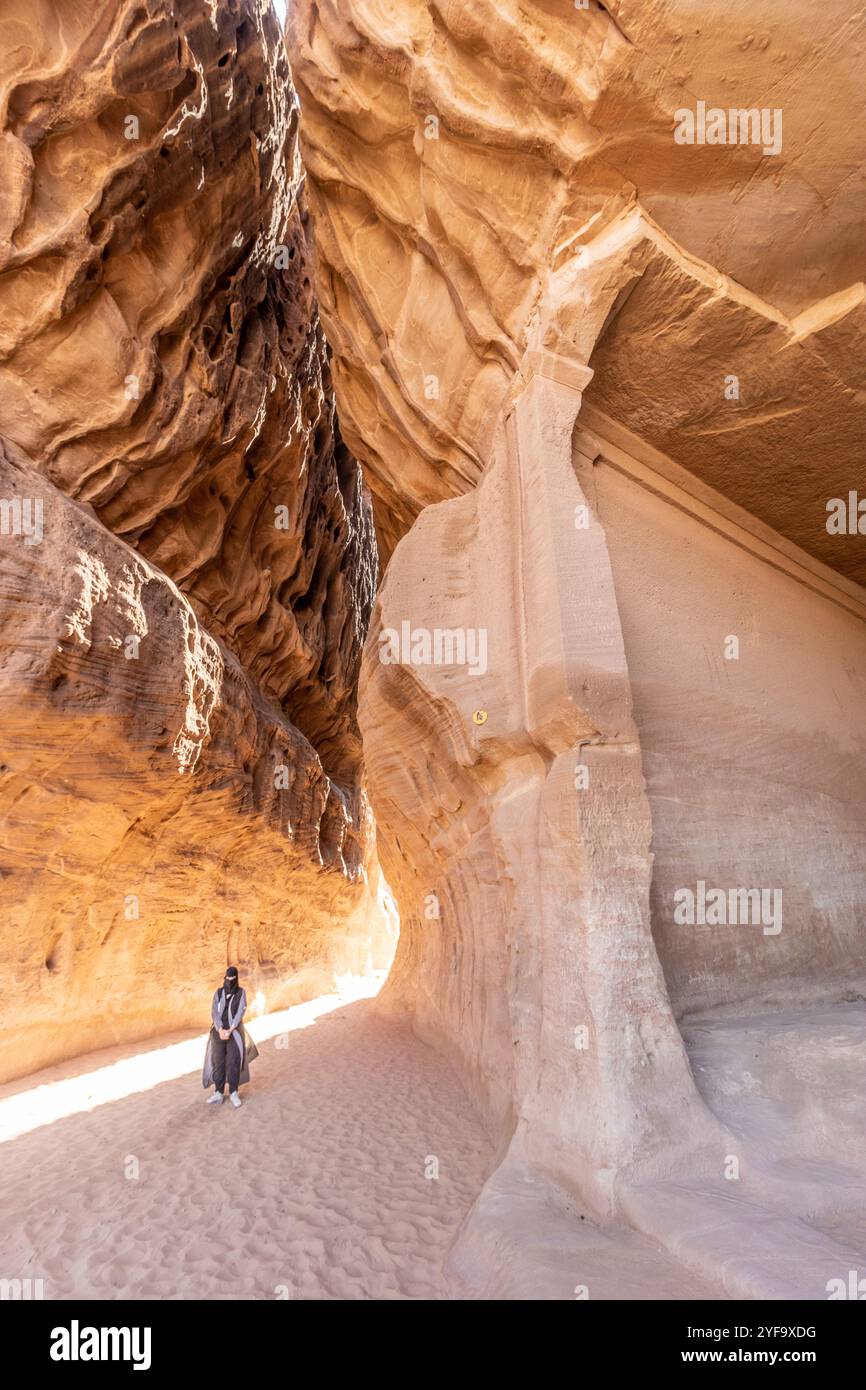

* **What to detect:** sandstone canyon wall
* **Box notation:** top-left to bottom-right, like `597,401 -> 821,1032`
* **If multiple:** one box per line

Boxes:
1,0 -> 863,1301
0,0 -> 390,1082
289,0 -> 866,1288
579,418 -> 866,1020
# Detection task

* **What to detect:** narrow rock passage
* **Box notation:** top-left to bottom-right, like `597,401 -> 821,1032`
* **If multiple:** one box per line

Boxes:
0,1001 -> 495,1300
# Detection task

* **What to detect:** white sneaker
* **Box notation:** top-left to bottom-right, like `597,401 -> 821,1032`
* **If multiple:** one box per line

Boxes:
229,1092 -> 242,1108
207,1092 -> 224,1105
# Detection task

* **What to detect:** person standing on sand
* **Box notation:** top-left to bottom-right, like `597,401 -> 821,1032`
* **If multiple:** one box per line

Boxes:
202,966 -> 258,1107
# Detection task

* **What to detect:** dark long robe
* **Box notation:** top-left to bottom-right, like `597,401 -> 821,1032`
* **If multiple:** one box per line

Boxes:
201,987 -> 259,1088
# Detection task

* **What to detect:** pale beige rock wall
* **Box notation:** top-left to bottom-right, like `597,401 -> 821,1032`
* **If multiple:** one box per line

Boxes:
361,364 -> 719,1212
294,0 -> 866,1226
576,421 -> 866,1019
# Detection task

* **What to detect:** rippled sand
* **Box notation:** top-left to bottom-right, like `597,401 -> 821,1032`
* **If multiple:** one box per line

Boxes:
0,998 -> 495,1300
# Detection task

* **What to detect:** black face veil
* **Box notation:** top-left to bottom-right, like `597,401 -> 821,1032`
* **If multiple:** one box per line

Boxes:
224,968 -> 239,995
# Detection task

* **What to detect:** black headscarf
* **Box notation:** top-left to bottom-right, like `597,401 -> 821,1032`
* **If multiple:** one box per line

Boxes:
223,966 -> 240,996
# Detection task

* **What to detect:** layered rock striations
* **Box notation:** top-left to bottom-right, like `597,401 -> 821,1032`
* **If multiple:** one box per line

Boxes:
290,0 -> 866,1294
0,445 -> 383,1079
0,0 -> 388,1081
0,0 -> 381,773
289,0 -> 866,576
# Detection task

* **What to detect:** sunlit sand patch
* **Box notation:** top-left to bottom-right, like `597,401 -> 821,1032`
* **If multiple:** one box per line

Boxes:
0,973 -> 386,1145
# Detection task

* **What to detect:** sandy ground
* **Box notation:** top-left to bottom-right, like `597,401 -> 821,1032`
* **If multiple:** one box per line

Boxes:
5,994 -> 862,1301
0,996 -> 496,1300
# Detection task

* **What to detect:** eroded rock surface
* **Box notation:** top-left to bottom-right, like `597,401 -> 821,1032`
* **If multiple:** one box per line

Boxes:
290,0 -> 866,1294
289,0 -> 865,579
0,0 -> 387,1080
0,0 -> 376,773
0,449 -> 391,1079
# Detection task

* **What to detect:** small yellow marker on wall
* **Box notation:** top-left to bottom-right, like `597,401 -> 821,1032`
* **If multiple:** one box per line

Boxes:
472,709 -> 488,726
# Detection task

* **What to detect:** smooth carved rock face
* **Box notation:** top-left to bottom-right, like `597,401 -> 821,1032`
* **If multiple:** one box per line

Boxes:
0,0 -> 376,778
0,0 -> 389,1080
291,0 -> 866,1246
289,0 -> 865,580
